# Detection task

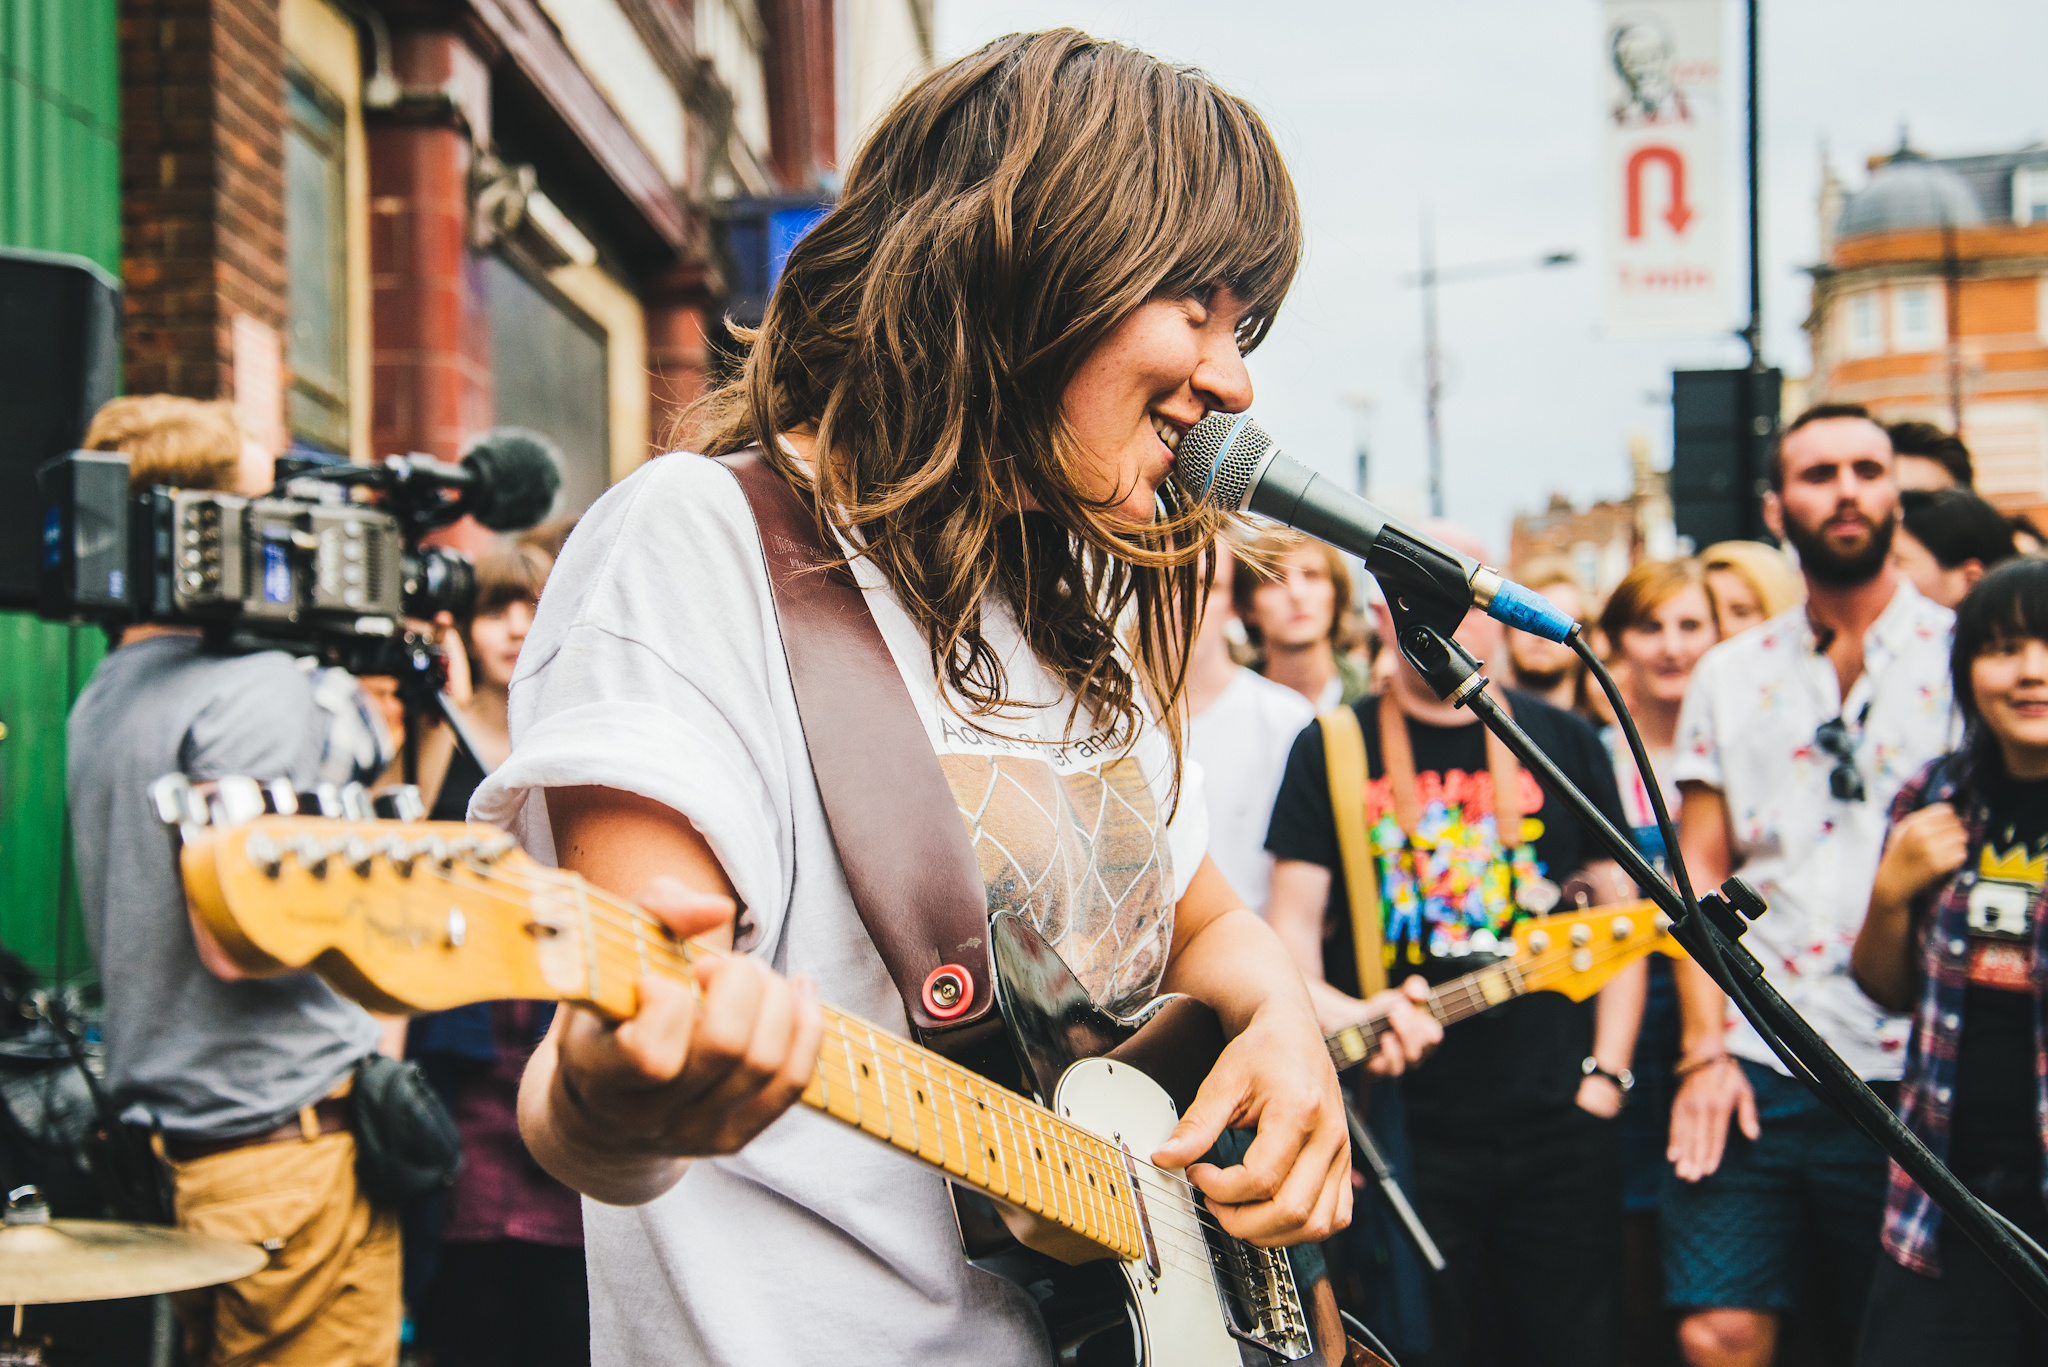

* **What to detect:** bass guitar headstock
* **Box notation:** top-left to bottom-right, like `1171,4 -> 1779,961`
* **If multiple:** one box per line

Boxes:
1509,899 -> 1686,1001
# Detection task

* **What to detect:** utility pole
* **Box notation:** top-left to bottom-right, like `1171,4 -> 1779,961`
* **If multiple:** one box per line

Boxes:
1420,212 -> 1444,517
1404,220 -> 1577,519
1744,0 -> 1763,372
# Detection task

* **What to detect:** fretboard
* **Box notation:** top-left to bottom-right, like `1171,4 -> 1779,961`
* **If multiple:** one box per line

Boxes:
1325,958 -> 1527,1072
799,1004 -> 1147,1260
532,869 -> 1149,1262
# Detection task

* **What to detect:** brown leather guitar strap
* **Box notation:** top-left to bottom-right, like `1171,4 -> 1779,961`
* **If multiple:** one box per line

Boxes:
714,450 -> 995,1035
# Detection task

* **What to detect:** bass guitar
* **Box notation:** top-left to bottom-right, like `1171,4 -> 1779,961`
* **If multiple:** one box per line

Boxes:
165,780 -> 1374,1366
1324,902 -> 1685,1075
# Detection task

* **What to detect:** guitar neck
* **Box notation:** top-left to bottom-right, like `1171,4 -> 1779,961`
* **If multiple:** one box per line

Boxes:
528,871 -> 1152,1263
1325,959 -> 1526,1071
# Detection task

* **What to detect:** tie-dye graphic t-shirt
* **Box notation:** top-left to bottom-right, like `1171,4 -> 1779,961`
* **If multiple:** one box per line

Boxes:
1264,691 -> 1628,1128
473,453 -> 1204,1366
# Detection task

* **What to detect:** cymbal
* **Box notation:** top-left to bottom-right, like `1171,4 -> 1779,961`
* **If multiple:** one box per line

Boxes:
0,1219 -> 266,1304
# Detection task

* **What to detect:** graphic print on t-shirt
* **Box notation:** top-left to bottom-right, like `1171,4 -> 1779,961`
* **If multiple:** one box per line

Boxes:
1966,827 -> 2045,992
942,752 -> 1173,1017
1366,766 -> 1549,963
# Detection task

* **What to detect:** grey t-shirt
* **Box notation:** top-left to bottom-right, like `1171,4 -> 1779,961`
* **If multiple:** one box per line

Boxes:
67,634 -> 381,1139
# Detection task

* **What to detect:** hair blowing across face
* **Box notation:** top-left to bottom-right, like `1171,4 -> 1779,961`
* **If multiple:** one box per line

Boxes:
687,30 -> 1301,766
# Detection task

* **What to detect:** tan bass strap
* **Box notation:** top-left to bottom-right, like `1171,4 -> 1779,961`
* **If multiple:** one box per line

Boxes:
715,450 -> 994,1035
1317,707 -> 1387,999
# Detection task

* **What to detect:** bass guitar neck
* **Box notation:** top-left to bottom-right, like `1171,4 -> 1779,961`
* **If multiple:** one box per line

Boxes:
1324,901 -> 1680,1074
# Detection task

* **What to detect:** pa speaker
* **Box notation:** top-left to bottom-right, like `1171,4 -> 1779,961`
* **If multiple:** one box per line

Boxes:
0,248 -> 120,610
1671,367 -> 1781,550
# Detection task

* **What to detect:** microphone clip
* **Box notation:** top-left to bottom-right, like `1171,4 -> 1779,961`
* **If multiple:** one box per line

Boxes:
1382,583 -> 1487,707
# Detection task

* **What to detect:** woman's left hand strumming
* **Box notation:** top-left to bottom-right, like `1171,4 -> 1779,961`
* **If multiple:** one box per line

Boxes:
1150,999 -> 1352,1247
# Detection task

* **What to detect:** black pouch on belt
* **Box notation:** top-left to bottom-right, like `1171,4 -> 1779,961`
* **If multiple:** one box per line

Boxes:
350,1053 -> 462,1206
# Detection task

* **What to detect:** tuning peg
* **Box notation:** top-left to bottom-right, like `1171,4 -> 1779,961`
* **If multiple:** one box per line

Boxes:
291,836 -> 335,877
1610,916 -> 1634,941
477,835 -> 516,863
245,832 -> 283,878
1527,929 -> 1552,954
381,837 -> 420,876
346,837 -> 375,878
1569,923 -> 1592,948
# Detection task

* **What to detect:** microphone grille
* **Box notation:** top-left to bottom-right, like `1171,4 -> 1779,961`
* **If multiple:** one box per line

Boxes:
1172,412 -> 1272,513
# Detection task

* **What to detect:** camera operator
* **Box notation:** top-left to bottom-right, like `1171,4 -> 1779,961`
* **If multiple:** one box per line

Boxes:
65,395 -> 401,1367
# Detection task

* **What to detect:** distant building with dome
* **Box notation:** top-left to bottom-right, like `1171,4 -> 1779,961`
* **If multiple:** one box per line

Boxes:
1805,135 -> 2048,518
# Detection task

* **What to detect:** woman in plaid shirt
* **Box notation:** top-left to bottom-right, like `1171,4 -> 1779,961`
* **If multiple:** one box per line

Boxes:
1852,556 -> 2048,1364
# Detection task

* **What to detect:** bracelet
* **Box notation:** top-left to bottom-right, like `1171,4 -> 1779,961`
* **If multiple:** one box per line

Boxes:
1673,1052 -> 1731,1080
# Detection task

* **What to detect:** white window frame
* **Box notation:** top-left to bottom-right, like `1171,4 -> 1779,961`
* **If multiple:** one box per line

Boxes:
1893,282 -> 1942,353
1843,290 -> 1886,358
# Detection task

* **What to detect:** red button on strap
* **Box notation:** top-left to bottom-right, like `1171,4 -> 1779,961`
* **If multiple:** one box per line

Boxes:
921,964 -> 974,1020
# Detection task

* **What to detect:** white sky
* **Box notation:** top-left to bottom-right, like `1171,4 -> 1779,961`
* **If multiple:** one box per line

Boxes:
931,0 -> 2048,554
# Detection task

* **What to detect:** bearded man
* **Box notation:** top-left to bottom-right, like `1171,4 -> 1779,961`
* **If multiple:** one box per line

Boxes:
1660,404 -> 1958,1367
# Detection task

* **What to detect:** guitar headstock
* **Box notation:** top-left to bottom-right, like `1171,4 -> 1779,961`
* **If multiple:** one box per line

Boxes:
1509,900 -> 1684,1001
165,775 -> 651,1018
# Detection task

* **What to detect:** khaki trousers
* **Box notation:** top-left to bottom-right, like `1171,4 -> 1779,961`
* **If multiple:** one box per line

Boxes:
167,1128 -> 401,1367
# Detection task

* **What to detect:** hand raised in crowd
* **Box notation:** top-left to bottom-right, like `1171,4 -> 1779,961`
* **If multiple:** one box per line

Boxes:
1667,1054 -> 1759,1182
1871,802 -> 1971,908
524,874 -> 827,1207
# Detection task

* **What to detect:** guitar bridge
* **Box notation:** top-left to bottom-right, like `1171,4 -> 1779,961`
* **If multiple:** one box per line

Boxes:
1207,1232 -> 1314,1362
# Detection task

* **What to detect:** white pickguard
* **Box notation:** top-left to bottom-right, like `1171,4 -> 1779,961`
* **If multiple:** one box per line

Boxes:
1051,1057 -> 1245,1366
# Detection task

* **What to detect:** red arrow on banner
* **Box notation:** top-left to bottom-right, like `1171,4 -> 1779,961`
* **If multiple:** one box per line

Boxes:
1626,145 -> 1694,238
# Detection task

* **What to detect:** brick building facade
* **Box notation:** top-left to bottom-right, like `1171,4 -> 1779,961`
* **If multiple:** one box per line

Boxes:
1807,138 -> 2048,520
113,0 -> 934,547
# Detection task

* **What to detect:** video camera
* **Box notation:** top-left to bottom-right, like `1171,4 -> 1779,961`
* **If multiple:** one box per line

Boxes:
34,429 -> 562,681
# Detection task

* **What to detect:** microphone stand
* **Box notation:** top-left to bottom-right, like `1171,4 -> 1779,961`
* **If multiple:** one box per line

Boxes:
1379,586 -> 2048,1317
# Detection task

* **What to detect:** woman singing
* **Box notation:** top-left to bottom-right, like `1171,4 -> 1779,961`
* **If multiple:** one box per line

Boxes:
474,31 -> 1394,1365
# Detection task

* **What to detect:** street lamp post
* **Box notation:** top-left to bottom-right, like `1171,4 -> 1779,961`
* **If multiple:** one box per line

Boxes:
1403,214 -> 1577,517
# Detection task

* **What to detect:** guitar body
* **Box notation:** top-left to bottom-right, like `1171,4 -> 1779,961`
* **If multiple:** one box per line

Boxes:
937,912 -> 1314,1366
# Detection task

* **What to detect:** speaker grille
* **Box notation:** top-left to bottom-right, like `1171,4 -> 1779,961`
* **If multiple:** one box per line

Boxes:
1172,412 -> 1272,512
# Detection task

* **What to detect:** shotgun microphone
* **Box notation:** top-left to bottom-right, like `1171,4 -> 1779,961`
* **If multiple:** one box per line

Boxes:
1170,411 -> 1577,643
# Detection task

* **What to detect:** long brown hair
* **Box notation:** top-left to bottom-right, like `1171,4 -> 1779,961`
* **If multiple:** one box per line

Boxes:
687,30 -> 1300,770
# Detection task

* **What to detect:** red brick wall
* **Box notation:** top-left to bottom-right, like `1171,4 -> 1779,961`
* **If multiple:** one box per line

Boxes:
119,0 -> 287,399
762,0 -> 836,191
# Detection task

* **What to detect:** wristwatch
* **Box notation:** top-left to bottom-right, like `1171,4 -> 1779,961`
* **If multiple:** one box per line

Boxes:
1582,1056 -> 1635,1095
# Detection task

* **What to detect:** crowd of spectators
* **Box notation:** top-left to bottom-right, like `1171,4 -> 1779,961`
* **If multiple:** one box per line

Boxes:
1202,405 -> 2048,1367
50,389 -> 2048,1366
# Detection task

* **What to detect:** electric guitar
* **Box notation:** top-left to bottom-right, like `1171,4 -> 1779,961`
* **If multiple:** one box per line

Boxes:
1324,901 -> 1686,1075
163,779 -> 1375,1367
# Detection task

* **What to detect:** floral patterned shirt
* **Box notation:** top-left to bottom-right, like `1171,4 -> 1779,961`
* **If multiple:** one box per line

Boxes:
1672,580 -> 1958,1080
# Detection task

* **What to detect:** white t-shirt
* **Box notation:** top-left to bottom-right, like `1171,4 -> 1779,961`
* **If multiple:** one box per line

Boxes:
1190,668 -> 1314,914
471,452 -> 1207,1367
1672,580 -> 1956,1080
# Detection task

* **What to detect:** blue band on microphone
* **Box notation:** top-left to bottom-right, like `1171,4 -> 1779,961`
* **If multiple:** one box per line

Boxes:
1487,580 -> 1576,643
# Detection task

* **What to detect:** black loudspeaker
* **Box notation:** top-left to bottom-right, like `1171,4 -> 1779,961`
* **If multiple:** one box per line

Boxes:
1670,367 -> 1782,550
0,248 -> 120,609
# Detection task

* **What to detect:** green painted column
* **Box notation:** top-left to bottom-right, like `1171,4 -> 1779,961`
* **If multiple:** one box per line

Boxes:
0,0 -> 119,986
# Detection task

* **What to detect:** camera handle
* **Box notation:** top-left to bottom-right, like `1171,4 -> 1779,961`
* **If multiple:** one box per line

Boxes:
1379,588 -> 2048,1316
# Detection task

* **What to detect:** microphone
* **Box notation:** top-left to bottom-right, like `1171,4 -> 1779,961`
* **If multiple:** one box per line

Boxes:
1171,412 -> 1577,643
456,427 -> 564,531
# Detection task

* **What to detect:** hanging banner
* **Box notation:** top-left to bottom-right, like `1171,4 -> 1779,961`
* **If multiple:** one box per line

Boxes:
1600,0 -> 1730,337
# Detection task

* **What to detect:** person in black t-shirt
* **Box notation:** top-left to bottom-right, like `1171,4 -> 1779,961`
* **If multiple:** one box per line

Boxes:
1266,530 -> 1640,1367
1851,558 -> 2048,1366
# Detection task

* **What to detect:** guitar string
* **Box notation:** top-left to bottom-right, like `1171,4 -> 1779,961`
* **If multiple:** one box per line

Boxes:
408,857 -> 1252,1268
411,846 -> 1650,1269
428,850 -> 1651,1263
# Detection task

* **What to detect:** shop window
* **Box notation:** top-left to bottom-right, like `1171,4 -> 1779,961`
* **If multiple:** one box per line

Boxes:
481,254 -> 609,516
1893,284 -> 1941,353
285,67 -> 349,452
